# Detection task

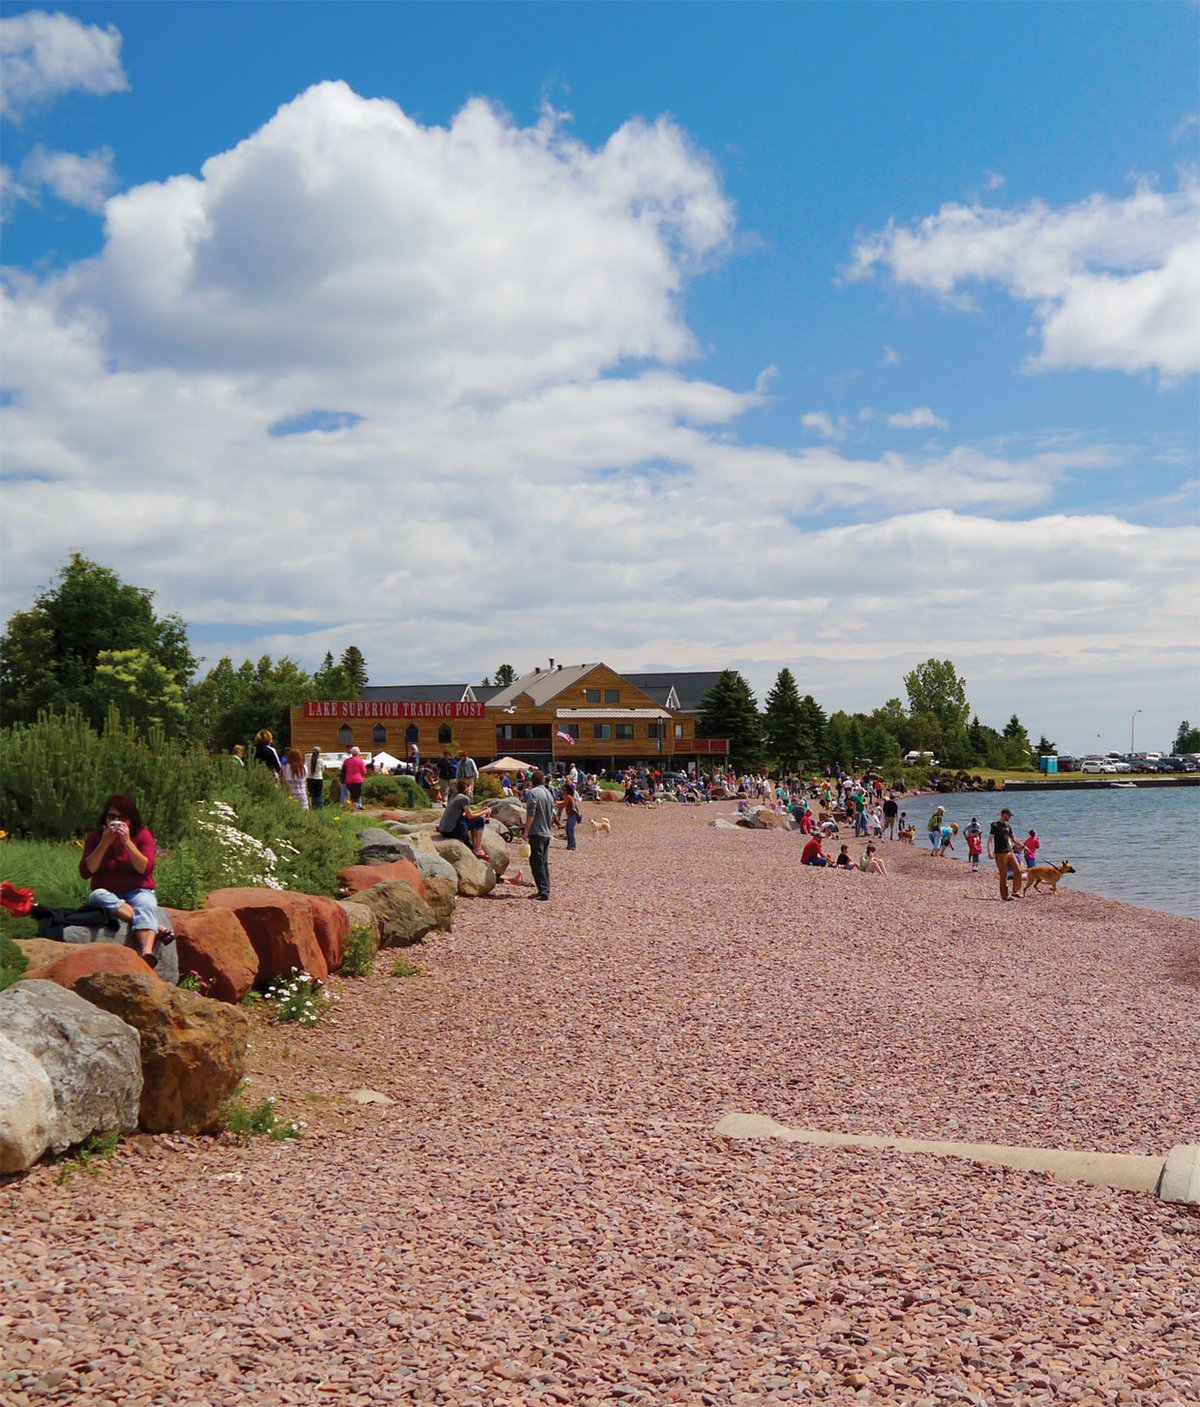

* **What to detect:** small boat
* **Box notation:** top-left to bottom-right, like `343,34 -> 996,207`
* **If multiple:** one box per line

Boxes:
1110,781 -> 1137,789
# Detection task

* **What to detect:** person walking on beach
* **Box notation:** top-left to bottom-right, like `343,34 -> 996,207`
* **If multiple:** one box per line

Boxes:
987,807 -> 1023,901
523,768 -> 555,900
882,793 -> 898,840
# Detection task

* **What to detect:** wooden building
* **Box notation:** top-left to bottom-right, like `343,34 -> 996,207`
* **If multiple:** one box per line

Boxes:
288,662 -> 728,772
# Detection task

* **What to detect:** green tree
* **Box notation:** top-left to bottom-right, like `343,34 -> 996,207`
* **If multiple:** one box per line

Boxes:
0,554 -> 197,729
798,695 -> 827,766
762,668 -> 805,770
698,669 -> 763,770
92,648 -> 188,736
1173,721 -> 1200,753
313,651 -> 353,700
340,646 -> 369,693
903,659 -> 970,738
1035,735 -> 1057,756
494,664 -> 517,687
189,655 -> 314,752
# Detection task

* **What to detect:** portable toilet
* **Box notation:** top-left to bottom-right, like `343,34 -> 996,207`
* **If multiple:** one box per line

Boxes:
1039,754 -> 1058,774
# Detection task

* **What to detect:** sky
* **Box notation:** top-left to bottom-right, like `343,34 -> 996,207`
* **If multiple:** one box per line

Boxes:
1,1 -> 1197,755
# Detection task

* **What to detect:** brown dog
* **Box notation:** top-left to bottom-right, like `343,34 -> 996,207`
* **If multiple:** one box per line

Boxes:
1022,860 -> 1076,895
897,824 -> 916,845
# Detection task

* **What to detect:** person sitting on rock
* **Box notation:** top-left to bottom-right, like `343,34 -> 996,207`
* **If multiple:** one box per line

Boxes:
438,781 -> 492,858
79,794 -> 164,966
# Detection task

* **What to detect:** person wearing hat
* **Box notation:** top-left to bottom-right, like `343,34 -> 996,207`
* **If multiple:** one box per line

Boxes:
927,805 -> 945,850
987,807 -> 1023,901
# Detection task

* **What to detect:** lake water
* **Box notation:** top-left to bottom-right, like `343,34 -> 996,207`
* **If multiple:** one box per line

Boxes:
920,784 -> 1200,919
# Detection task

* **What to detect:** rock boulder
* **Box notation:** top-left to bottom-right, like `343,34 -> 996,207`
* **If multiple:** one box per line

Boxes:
0,979 -> 142,1152
338,860 -> 426,899
0,1032 -> 57,1173
306,895 -> 350,973
356,827 -> 405,866
204,889 -> 329,984
24,943 -> 158,989
75,973 -> 249,1135
165,908 -> 258,1004
352,881 -> 437,948
58,919 -> 179,985
429,837 -> 498,897
420,873 -> 457,931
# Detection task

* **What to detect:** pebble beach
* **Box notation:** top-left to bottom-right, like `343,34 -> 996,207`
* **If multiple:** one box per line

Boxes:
3,802 -> 1198,1406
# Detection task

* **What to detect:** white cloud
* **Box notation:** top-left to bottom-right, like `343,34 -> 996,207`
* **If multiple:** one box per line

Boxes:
0,81 -> 1193,752
848,176 -> 1200,376
19,144 -> 115,211
881,344 -> 902,367
0,10 -> 128,121
887,406 -> 949,431
801,410 -> 848,440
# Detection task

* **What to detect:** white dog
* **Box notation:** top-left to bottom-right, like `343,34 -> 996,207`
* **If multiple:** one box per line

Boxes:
589,817 -> 611,837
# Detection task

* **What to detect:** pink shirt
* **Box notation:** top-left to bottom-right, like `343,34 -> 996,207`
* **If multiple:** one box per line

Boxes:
342,755 -> 367,784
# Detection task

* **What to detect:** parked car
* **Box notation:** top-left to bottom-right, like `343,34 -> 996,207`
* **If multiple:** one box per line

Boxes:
1080,758 -> 1117,774
1157,756 -> 1194,773
1056,755 -> 1078,772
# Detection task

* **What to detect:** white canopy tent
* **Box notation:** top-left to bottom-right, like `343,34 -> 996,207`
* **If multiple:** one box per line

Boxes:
480,756 -> 538,773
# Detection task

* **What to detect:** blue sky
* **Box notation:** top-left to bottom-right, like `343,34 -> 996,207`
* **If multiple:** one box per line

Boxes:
1,2 -> 1197,753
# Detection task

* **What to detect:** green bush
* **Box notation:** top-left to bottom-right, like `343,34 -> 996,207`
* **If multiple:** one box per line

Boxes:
224,1087 -> 302,1140
0,705 -> 213,842
472,773 -> 502,802
266,969 -> 335,1025
360,773 -> 430,810
0,837 -> 89,908
340,925 -> 378,978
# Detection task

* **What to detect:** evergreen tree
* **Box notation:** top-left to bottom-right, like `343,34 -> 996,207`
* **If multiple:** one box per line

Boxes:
340,646 -> 369,693
188,654 -> 314,751
798,694 -> 827,766
762,668 -> 804,770
697,669 -> 763,770
494,663 -> 517,687
0,553 -> 197,730
1173,721 -> 1200,754
1035,735 -> 1057,756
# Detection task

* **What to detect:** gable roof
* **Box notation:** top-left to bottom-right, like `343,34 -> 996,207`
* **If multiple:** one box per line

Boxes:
486,663 -> 602,709
623,671 -> 724,713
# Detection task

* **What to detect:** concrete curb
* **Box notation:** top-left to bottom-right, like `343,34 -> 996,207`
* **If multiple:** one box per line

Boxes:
714,1113 -> 1199,1206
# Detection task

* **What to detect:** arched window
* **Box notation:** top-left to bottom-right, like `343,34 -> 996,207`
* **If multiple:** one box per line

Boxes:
438,723 -> 453,744
337,724 -> 353,747
372,725 -> 387,746
405,725 -> 419,747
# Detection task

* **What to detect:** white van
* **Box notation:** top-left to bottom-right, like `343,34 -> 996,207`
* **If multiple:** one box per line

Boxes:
903,751 -> 937,766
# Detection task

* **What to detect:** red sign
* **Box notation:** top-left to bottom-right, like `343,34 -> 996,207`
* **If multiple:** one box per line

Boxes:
303,701 -> 486,720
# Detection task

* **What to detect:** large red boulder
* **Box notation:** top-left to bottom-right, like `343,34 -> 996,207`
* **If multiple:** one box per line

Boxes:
203,889 -> 329,985
25,943 -> 159,988
337,860 -> 426,900
165,908 -> 258,1004
306,895 -> 350,973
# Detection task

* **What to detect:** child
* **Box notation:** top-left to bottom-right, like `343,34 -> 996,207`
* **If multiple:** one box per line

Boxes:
859,844 -> 887,875
834,843 -> 854,869
936,822 -> 958,858
1024,828 -> 1041,868
964,817 -> 983,872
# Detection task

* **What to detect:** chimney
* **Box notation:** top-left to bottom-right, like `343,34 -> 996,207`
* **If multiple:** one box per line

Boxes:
549,658 -> 555,670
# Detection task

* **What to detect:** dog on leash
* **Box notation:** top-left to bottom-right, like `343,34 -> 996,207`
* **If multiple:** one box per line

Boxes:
1022,860 -> 1076,895
589,817 -> 611,837
897,824 -> 916,845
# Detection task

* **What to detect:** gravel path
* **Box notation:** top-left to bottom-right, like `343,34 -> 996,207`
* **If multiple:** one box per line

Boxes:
4,803 -> 1198,1406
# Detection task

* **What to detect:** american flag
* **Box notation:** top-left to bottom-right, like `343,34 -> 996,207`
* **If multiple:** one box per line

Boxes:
556,729 -> 577,745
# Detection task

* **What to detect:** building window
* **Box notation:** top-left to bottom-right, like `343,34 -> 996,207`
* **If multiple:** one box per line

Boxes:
405,725 -> 419,747
438,723 -> 453,744
592,723 -> 612,740
372,725 -> 388,746
338,724 -> 354,747
584,689 -> 601,704
498,723 -> 552,742
559,723 -> 580,741
615,723 -> 634,740
604,689 -> 619,703
647,722 -> 664,740
675,723 -> 683,741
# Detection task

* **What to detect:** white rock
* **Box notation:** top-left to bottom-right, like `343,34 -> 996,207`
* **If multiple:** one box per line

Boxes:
0,1031 -> 57,1172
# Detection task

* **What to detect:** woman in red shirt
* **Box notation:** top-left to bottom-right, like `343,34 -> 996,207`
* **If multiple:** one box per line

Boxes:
79,794 -> 161,965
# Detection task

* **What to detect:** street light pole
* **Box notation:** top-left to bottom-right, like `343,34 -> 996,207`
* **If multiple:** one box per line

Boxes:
1131,709 -> 1141,754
